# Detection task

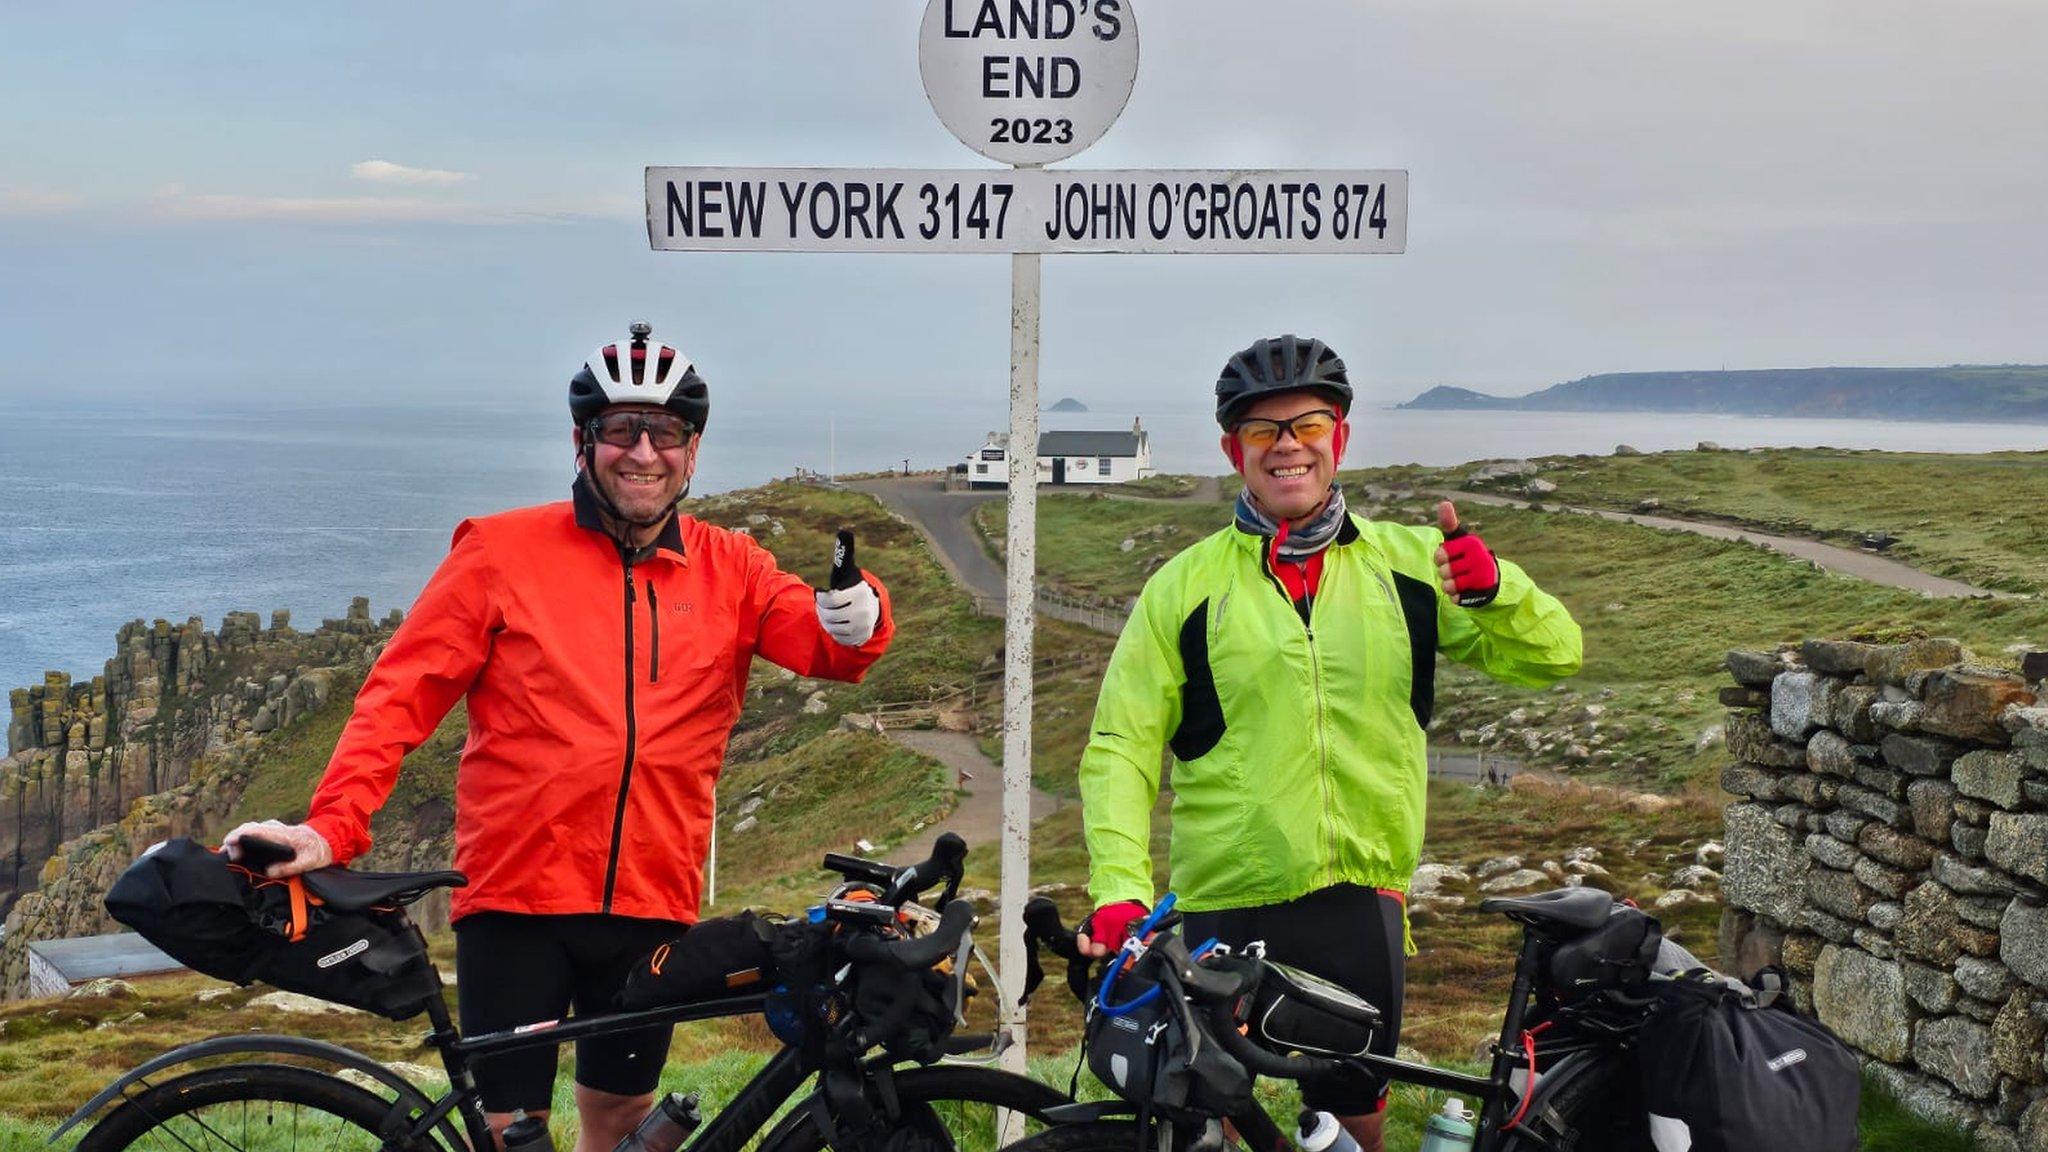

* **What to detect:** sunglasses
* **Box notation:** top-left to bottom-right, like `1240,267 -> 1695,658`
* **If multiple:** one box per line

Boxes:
588,411 -> 694,451
1233,409 -> 1339,450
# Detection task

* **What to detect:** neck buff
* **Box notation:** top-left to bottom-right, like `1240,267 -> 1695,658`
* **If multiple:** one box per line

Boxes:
1234,484 -> 1349,563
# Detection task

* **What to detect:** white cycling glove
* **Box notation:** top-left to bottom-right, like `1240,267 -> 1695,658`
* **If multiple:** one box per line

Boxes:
816,581 -> 881,647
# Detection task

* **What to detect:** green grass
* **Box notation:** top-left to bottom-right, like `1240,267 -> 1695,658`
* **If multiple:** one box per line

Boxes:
995,489 -> 2048,789
1347,447 -> 2048,595
1105,474 -> 1201,498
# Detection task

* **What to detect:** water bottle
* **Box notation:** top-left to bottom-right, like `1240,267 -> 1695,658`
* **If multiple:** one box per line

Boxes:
1417,1098 -> 1478,1152
501,1115 -> 551,1152
614,1092 -> 703,1152
1295,1111 -> 1362,1152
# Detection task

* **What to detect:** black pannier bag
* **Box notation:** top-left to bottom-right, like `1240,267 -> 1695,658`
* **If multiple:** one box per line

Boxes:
618,911 -> 776,1010
1543,902 -> 1661,1002
104,837 -> 441,1020
1636,975 -> 1860,1152
1245,960 -> 1379,1058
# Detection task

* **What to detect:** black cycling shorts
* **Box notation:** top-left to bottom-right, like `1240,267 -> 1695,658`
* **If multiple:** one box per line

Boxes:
454,911 -> 689,1113
1180,884 -> 1405,1116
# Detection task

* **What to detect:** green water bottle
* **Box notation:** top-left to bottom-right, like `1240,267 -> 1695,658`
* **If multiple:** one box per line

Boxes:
1417,1098 -> 1476,1152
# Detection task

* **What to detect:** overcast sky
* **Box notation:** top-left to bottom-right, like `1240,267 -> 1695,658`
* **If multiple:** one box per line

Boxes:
2,0 -> 2044,409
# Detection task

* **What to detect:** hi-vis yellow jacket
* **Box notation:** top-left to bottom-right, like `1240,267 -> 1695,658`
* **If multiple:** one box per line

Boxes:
1080,514 -> 1581,914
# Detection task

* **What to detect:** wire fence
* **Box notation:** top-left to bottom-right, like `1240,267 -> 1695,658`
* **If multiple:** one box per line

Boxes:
968,589 -> 1131,635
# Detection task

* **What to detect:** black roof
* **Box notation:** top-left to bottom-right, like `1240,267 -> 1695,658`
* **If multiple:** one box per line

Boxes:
1037,430 -> 1142,457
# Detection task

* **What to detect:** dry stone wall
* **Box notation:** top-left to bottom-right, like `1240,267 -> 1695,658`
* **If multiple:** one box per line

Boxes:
1717,637 -> 2048,1149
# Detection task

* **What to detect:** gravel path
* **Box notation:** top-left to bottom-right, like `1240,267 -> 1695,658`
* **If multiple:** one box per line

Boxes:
1427,488 -> 2018,599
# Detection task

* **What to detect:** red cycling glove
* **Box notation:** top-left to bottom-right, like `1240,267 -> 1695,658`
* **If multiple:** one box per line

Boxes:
1440,529 -> 1501,608
1080,900 -> 1149,949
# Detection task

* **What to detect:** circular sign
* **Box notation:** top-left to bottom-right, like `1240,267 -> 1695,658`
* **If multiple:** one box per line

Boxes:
919,0 -> 1139,166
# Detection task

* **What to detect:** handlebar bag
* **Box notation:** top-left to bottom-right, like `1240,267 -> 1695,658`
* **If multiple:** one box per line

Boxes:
618,911 -> 775,1010
850,955 -> 957,1064
1246,960 -> 1380,1058
1636,976 -> 1859,1152
1542,902 -> 1661,1002
104,837 -> 439,1020
1086,959 -> 1251,1120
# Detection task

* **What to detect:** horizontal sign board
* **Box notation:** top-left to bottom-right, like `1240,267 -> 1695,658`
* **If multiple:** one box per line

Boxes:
646,167 -> 1407,254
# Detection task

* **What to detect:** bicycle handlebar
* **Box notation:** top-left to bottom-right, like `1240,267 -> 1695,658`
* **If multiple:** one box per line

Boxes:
821,832 -> 967,909
1020,896 -> 1357,1088
841,899 -> 976,969
1022,897 -> 1083,960
884,831 -> 967,906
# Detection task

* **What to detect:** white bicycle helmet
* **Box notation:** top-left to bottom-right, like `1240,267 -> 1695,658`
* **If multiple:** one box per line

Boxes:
568,321 -> 710,432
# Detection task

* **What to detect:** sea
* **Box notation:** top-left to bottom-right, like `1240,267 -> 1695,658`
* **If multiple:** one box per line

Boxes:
2,394 -> 2042,694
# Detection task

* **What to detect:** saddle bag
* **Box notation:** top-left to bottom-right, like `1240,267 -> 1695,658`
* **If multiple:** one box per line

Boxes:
1543,902 -> 1661,1002
104,837 -> 440,1020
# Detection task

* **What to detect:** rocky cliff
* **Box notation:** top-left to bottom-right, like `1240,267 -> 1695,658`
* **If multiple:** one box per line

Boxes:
0,599 -> 408,999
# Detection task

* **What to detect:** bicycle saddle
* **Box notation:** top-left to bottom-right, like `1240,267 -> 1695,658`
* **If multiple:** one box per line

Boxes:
302,865 -> 469,911
1479,887 -> 1614,933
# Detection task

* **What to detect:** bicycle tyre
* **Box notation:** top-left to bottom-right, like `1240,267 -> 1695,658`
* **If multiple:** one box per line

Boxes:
77,1063 -> 446,1152
1494,1051 -> 1653,1152
759,1065 -> 1074,1152
973,1120 -> 1137,1152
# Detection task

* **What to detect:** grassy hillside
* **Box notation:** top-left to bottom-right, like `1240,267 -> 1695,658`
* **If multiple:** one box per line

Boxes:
1358,447 -> 2048,595
987,487 -> 2048,790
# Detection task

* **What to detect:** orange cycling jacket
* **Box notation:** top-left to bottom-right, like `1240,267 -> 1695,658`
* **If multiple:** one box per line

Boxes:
304,477 -> 893,923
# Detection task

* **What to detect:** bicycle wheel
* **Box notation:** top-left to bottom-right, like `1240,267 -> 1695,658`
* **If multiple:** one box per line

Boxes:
759,1065 -> 1074,1152
78,1063 -> 446,1152
1495,1052 -> 1653,1152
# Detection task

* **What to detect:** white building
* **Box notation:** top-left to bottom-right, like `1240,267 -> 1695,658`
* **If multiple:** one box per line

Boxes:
966,419 -> 1153,487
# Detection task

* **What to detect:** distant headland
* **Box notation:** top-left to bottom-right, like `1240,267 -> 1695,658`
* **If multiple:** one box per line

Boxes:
1398,365 -> 2048,422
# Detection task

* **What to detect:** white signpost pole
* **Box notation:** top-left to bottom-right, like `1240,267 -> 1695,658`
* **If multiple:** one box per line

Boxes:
998,247 -> 1039,1109
916,2 -> 1140,1101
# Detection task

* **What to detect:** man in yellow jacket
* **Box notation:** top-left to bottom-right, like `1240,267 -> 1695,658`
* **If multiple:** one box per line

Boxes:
1076,335 -> 1582,1152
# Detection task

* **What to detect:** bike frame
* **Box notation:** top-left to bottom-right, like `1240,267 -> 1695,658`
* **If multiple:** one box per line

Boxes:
53,905 -> 862,1152
1198,927 -> 1613,1152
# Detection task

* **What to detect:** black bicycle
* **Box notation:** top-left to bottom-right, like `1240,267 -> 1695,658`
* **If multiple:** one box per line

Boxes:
1017,887 -> 1663,1152
52,833 -> 1068,1152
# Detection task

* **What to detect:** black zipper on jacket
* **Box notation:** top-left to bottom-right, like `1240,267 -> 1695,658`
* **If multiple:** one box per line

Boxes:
647,581 -> 660,683
603,552 -> 639,912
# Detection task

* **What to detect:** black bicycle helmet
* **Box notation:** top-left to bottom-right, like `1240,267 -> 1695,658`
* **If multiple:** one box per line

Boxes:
568,321 -> 710,432
1214,335 -> 1352,428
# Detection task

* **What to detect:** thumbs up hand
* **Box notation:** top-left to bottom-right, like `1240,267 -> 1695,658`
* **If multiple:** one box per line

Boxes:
815,529 -> 880,646
1433,501 -> 1501,608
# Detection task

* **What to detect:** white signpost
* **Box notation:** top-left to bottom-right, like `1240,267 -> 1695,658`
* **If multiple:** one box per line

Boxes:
917,0 -> 1139,166
647,3 -> 1406,1106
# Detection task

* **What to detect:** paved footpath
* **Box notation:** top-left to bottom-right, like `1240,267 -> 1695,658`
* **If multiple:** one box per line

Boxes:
881,729 -> 1063,867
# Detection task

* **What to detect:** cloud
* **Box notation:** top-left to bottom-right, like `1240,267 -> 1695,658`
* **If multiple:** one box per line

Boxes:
154,190 -> 518,224
143,187 -> 633,226
0,187 -> 83,217
349,159 -> 475,187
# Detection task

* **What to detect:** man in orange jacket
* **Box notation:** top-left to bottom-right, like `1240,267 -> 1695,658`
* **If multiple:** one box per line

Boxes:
223,323 -> 894,1150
